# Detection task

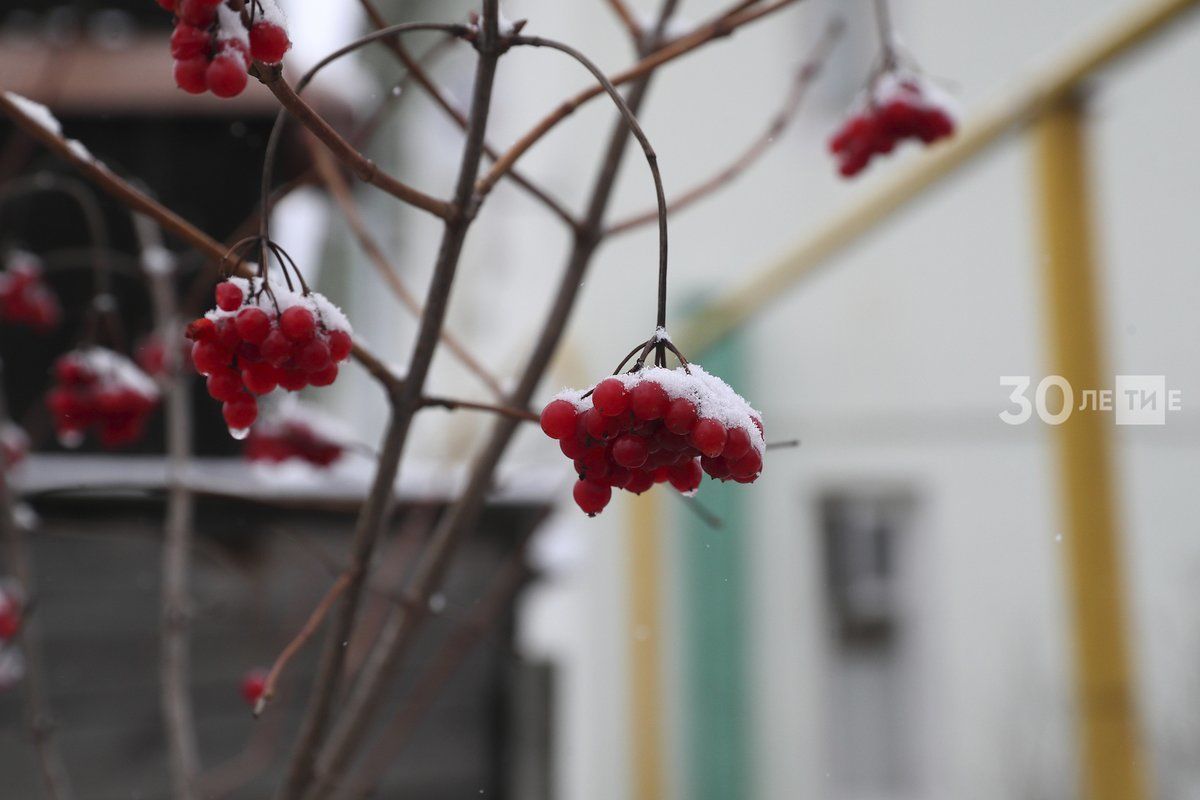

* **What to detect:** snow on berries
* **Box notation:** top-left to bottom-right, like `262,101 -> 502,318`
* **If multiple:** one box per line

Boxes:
541,364 -> 765,517
187,276 -> 353,438
46,348 -> 160,448
829,71 -> 956,178
0,251 -> 61,332
158,0 -> 291,98
244,400 -> 348,467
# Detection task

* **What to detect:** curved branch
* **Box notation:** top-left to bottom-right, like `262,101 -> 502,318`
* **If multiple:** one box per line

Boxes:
357,0 -> 580,229
0,91 -> 403,394
253,21 -> 474,223
510,35 -> 671,337
606,17 -> 845,236
475,0 -> 806,201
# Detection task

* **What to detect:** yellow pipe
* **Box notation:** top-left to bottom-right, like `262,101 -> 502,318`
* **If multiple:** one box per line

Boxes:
1034,95 -> 1148,800
627,492 -> 666,800
676,0 -> 1200,354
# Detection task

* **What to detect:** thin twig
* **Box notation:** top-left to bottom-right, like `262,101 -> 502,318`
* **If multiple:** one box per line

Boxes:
420,395 -> 538,423
132,213 -> 202,800
607,16 -> 845,235
0,361 -> 74,800
604,0 -> 645,41
0,91 -> 402,393
254,571 -> 352,717
475,0 -> 807,201
357,0 -> 581,229
303,136 -> 507,400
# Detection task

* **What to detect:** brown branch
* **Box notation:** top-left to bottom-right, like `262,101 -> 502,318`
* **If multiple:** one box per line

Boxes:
476,0 -> 807,200
0,362 -> 74,800
0,91 -> 402,394
132,214 -> 202,800
253,571 -> 352,718
420,395 -> 538,423
303,7 -> 686,796
357,0 -> 580,229
276,5 -> 508,797
606,16 -> 845,236
341,538 -> 532,797
304,136 -> 507,400
604,0 -> 645,41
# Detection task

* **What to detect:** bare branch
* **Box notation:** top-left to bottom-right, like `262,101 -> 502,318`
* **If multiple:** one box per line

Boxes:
607,16 -> 845,236
303,136 -> 508,400
357,0 -> 581,229
604,0 -> 645,41
0,91 -> 402,394
476,0 -> 807,200
420,395 -> 538,423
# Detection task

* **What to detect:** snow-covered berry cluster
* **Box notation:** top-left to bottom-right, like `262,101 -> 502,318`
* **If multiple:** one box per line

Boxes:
541,365 -> 765,517
47,348 -> 160,448
186,277 -> 353,437
829,72 -> 956,178
1,423 -> 29,473
240,666 -> 267,707
157,0 -> 291,98
244,401 -> 347,467
0,251 -> 60,332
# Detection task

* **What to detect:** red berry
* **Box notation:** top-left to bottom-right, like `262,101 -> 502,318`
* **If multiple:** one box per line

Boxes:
728,449 -> 762,480
260,329 -> 291,366
174,57 -> 209,95
296,339 -> 331,372
701,456 -> 730,480
577,448 -> 610,481
277,369 -> 308,392
668,458 -> 703,494
207,53 -> 248,99
191,340 -> 229,375
215,281 -> 244,312
690,419 -> 727,458
241,362 -> 278,395
624,470 -> 655,495
308,363 -> 338,387
249,21 -> 291,64
279,306 -> 316,342
327,329 -> 352,362
592,378 -> 629,417
186,317 -> 216,342
723,427 -> 752,462
573,479 -> 612,516
0,600 -> 21,640
170,24 -> 210,59
611,434 -> 649,469
664,398 -> 697,435
630,380 -> 670,421
222,396 -> 258,430
207,368 -> 244,402
540,399 -> 578,440
178,0 -> 216,28
559,434 -> 588,460
241,668 -> 267,707
234,307 -> 271,344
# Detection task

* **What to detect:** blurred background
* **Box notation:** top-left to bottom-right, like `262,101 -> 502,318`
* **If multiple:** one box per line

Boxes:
2,0 -> 1199,798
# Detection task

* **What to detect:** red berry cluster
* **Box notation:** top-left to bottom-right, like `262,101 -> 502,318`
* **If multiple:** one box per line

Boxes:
135,334 -> 169,378
1,424 -> 29,473
186,278 -> 353,436
829,74 -> 956,177
240,667 -> 267,707
244,404 -> 346,467
540,366 -> 765,517
0,252 -> 61,332
47,348 -> 160,448
157,0 -> 291,98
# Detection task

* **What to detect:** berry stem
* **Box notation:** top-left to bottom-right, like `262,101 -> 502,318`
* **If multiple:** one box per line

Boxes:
509,35 -> 672,338
872,0 -> 899,69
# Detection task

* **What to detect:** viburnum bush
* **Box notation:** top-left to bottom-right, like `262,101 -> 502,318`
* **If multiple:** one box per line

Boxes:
46,348 -> 161,448
244,400 -> 347,467
829,70 -> 956,178
158,0 -> 291,98
0,251 -> 61,332
186,271 -> 353,437
541,341 -> 765,516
